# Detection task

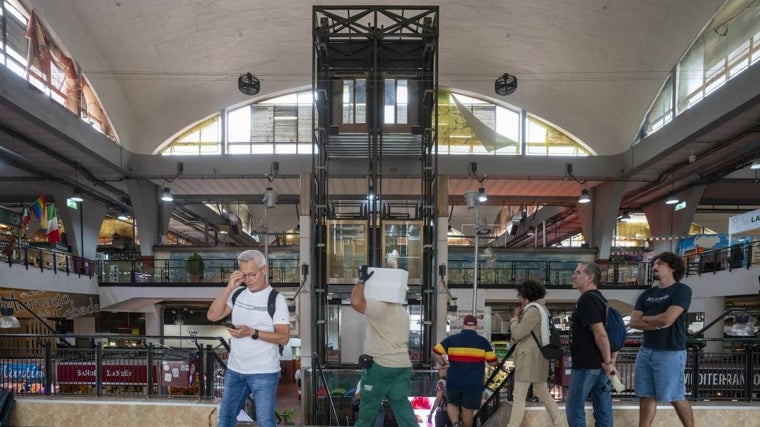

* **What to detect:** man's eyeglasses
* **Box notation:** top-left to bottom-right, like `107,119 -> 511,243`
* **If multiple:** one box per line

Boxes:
242,267 -> 264,280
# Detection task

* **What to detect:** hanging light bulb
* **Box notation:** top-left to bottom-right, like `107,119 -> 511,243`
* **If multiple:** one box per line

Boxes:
70,188 -> 84,203
0,306 -> 20,328
578,189 -> 591,204
477,187 -> 487,202
161,187 -> 173,202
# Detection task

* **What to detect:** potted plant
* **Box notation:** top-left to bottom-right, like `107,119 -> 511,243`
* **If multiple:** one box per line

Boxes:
186,252 -> 205,282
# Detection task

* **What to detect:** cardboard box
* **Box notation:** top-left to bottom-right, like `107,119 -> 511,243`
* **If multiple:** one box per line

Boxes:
364,268 -> 409,304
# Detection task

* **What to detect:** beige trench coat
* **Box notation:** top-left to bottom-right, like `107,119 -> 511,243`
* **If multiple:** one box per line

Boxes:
508,298 -> 551,383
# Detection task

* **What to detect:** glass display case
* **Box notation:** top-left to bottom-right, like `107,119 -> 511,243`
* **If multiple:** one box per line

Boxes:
382,220 -> 423,284
326,220 -> 368,284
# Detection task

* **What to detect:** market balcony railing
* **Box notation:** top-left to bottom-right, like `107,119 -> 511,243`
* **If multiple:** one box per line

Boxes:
0,241 -> 95,278
1,333 -> 756,426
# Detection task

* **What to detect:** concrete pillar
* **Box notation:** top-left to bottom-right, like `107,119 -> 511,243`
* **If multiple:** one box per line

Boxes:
297,172 -> 313,370
690,295 -> 725,353
644,185 -> 706,254
142,304 -> 163,337
576,181 -> 626,260
126,179 -> 161,255
52,188 -> 107,260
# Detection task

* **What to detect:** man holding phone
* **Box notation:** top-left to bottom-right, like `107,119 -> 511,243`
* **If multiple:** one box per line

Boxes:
207,250 -> 290,427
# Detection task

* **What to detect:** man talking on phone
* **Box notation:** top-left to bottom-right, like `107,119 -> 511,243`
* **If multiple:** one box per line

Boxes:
207,250 -> 290,427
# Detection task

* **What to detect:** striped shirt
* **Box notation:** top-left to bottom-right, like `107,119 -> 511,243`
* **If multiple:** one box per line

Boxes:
433,330 -> 497,387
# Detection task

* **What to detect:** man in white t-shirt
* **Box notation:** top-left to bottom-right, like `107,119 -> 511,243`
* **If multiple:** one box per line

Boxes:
207,250 -> 290,427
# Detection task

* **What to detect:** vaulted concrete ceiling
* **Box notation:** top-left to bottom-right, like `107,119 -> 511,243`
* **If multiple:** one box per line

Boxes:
27,0 -> 722,155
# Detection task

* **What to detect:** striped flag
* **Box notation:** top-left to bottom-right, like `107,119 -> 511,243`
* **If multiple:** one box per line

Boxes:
22,206 -> 30,228
31,195 -> 47,228
46,204 -> 60,243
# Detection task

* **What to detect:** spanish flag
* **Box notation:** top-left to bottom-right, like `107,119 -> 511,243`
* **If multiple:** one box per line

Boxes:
31,195 -> 47,228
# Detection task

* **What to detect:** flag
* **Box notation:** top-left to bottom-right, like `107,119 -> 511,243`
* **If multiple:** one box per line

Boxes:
46,204 -> 60,244
21,206 -> 30,228
31,195 -> 47,228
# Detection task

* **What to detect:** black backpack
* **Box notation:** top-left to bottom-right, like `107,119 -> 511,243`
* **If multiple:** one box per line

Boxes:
526,303 -> 562,360
231,287 -> 284,355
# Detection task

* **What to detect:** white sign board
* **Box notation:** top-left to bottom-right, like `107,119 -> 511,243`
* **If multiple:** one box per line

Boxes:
728,208 -> 760,234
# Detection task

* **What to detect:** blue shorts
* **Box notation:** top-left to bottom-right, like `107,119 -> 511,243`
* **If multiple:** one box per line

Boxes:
634,346 -> 687,402
446,384 -> 482,410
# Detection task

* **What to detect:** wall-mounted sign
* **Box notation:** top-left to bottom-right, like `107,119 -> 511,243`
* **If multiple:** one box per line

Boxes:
0,289 -> 100,319
728,208 -> 760,234
0,206 -> 21,226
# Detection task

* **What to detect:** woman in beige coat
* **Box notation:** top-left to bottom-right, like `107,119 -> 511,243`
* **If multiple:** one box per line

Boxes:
507,279 -> 564,427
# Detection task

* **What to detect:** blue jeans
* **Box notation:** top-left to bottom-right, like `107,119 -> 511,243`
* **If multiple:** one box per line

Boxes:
566,369 -> 612,427
217,369 -> 281,427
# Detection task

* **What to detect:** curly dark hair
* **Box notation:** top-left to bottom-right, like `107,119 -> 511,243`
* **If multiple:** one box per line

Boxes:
516,279 -> 547,302
653,251 -> 686,281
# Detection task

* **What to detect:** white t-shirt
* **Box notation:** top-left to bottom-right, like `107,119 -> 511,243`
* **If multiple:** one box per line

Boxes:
226,286 -> 289,374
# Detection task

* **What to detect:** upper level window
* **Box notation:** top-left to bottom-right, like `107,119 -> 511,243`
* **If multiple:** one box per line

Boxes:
161,115 -> 221,155
343,79 -> 367,124
384,79 -> 408,124
0,1 -> 117,141
636,0 -> 760,143
161,88 -> 592,158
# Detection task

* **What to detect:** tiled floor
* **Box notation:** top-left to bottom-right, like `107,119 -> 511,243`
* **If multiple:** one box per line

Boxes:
276,381 -> 303,425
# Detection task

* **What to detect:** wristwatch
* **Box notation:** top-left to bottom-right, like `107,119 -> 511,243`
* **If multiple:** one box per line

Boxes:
251,329 -> 259,340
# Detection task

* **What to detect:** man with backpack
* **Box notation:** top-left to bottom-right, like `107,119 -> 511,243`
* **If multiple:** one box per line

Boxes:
207,250 -> 290,427
566,261 -> 618,427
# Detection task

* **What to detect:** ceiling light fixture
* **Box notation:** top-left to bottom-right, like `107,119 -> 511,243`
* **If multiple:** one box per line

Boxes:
0,305 -> 20,328
70,187 -> 84,203
494,73 -> 518,96
751,160 -> 760,170
619,211 -> 632,222
665,193 -> 679,205
161,187 -> 173,202
477,187 -> 487,202
578,188 -> 591,204
117,211 -> 129,221
566,163 -> 591,204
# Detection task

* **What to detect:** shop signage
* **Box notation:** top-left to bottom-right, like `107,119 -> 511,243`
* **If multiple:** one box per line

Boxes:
56,362 -> 152,385
0,362 -> 44,382
728,208 -> 760,234
0,206 -> 21,227
0,289 -> 100,319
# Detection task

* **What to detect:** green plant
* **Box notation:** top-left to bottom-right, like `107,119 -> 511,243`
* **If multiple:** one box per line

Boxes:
185,253 -> 205,276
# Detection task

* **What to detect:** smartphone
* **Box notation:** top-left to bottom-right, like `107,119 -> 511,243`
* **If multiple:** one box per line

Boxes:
223,322 -> 237,329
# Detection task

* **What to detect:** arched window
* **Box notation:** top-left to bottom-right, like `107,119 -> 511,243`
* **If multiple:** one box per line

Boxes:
160,89 -> 592,157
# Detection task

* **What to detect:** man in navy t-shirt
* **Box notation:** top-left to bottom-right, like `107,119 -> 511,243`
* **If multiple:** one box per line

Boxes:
432,315 -> 497,427
630,251 -> 693,427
